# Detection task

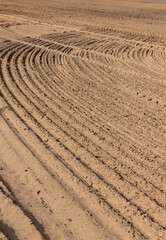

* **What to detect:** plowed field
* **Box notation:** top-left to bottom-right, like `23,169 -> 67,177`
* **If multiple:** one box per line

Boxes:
0,0 -> 166,239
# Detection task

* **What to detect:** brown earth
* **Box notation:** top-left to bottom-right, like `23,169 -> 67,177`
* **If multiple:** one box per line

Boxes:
0,0 -> 166,239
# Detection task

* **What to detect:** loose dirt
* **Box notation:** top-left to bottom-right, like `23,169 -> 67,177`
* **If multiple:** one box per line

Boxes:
0,0 -> 166,239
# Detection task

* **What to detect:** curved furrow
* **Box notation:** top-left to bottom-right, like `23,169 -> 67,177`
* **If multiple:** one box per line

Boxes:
0,46 -> 123,240
84,27 -> 166,47
81,53 -> 166,118
11,41 -> 166,234
79,57 -> 166,129
1,41 -> 155,240
51,52 -> 165,153
41,31 -> 165,72
29,44 -> 165,173
1,16 -> 166,240
1,40 -> 166,238
38,33 -> 166,85
0,116 -> 107,240
45,54 -> 166,174
19,40 -> 166,210
72,60 -> 165,151
22,44 -> 166,201
19,41 -> 166,206
64,58 -> 165,158
41,49 -> 165,153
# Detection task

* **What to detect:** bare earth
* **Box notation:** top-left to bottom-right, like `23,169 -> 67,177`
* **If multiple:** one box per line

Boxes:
0,0 -> 166,239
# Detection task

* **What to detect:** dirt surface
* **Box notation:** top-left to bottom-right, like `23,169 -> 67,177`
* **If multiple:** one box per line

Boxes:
0,0 -> 166,239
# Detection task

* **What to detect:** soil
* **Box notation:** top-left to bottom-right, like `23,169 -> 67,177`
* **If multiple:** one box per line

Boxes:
0,0 -> 166,239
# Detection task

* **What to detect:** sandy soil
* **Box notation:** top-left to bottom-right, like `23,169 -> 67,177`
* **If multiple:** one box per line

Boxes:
0,0 -> 166,239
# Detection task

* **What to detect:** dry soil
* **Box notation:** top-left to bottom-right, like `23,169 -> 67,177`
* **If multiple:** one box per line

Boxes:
0,0 -> 166,240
